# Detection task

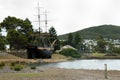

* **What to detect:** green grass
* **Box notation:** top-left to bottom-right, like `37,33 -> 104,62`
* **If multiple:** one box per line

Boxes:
0,73 -> 45,80
15,73 -> 42,77
0,73 -> 56,80
14,72 -> 57,77
52,54 -> 72,59
0,72 -> 57,80
83,53 -> 120,59
91,53 -> 105,57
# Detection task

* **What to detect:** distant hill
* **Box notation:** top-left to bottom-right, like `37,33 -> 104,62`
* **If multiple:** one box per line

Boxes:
58,25 -> 120,40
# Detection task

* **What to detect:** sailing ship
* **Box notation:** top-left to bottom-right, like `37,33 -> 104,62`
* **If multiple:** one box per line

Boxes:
26,3 -> 59,59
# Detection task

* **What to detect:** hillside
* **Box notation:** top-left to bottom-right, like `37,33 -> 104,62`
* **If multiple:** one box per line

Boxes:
58,25 -> 120,40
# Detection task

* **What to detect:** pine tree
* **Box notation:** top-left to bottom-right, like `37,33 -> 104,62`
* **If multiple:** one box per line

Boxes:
67,33 -> 73,46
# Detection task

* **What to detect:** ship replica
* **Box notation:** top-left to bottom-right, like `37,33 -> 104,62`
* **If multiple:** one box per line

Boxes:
26,4 -> 59,59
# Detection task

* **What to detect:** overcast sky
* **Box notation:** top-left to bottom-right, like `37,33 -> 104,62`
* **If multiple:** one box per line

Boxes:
0,0 -> 120,35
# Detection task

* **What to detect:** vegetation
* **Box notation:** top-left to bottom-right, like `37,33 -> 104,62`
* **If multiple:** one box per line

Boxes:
49,26 -> 57,36
52,54 -> 72,60
67,33 -> 74,46
93,35 -> 120,54
59,48 -> 81,58
82,53 -> 120,59
62,32 -> 82,49
7,29 -> 27,49
10,62 -> 16,67
112,47 -> 120,54
0,16 -> 33,50
0,62 -> 5,69
11,64 -> 23,71
49,26 -> 60,50
74,33 -> 82,49
0,17 -> 60,51
0,53 -> 22,59
95,35 -> 107,53
0,16 -> 120,59
30,66 -> 36,69
14,73 -> 45,77
0,36 -> 6,50
58,25 -> 120,40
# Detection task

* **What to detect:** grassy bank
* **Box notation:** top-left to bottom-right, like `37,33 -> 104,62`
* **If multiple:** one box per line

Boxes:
0,53 -> 70,63
82,53 -> 120,59
41,54 -> 71,63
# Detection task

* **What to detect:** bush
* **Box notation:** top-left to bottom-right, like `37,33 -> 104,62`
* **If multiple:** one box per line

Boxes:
60,48 -> 81,58
112,47 -> 120,54
10,62 -> 16,67
13,64 -> 23,71
30,66 -> 36,69
0,62 -> 5,69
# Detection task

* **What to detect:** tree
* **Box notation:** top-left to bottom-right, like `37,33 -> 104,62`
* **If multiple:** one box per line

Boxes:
16,18 -> 33,42
0,23 -> 1,32
112,47 -> 120,54
67,33 -> 73,46
74,33 -> 82,48
49,26 -> 60,50
0,16 -> 33,50
1,16 -> 33,38
49,26 -> 57,45
7,29 -> 27,50
0,35 -> 6,50
1,16 -> 22,30
49,26 -> 57,36
96,35 -> 107,53
0,23 -> 5,50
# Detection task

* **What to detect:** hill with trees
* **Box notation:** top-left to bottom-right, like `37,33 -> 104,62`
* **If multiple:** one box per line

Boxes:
58,25 -> 120,40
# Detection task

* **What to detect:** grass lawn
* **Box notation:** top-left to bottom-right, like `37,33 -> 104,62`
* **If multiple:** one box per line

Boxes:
0,71 -> 57,80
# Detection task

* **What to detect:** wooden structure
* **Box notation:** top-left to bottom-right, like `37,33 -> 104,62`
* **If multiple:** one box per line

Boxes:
26,32 -> 59,59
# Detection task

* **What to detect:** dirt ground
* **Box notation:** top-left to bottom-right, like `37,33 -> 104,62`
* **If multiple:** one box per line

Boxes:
0,53 -> 120,80
0,53 -> 68,63
0,67 -> 120,80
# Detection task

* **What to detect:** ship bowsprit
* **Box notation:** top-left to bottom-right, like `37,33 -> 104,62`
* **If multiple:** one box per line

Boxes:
26,46 -> 53,59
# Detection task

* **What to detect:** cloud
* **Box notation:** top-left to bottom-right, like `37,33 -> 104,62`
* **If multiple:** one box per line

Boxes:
0,0 -> 120,35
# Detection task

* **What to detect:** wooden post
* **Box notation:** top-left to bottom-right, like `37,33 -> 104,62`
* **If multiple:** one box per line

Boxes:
104,64 -> 108,79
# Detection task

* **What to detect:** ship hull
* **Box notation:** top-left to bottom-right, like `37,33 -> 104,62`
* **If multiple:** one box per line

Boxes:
26,46 -> 52,59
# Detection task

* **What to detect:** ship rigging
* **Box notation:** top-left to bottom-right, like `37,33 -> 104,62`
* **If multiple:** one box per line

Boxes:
26,3 -> 59,59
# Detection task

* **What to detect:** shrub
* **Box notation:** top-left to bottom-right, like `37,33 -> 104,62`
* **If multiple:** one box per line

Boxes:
30,66 -> 36,69
10,62 -> 16,67
10,62 -> 16,70
0,62 -> 5,69
13,64 -> 23,71
60,48 -> 81,58
112,47 -> 120,54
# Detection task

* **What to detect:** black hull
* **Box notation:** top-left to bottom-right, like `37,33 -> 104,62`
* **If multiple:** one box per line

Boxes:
27,46 -> 52,59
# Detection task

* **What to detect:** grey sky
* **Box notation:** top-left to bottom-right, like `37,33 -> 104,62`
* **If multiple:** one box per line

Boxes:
0,0 -> 120,35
